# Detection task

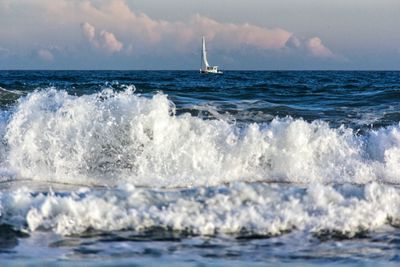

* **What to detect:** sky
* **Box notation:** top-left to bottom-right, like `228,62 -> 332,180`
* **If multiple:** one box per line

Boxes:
0,0 -> 399,70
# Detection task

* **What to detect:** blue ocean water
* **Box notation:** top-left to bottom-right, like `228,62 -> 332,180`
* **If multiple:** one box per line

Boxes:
1,70 -> 400,266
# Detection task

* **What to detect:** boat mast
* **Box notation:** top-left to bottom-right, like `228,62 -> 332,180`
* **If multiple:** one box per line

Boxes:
201,36 -> 210,70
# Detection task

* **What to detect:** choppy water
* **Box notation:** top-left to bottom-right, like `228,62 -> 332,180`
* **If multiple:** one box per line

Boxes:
1,70 -> 400,266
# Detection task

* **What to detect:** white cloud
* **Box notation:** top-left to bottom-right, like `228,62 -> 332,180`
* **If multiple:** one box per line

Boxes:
76,1 -> 293,53
81,22 -> 98,47
285,35 -> 336,59
190,15 -> 292,50
0,0 -> 339,65
75,0 -> 336,59
37,49 -> 54,62
81,22 -> 123,54
306,37 -> 334,58
100,30 -> 123,53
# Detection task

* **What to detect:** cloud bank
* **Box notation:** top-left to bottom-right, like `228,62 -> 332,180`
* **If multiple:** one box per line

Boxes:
75,0 -> 334,58
0,0 -> 342,69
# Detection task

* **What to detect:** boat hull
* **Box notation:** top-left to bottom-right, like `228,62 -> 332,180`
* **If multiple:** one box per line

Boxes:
200,69 -> 223,74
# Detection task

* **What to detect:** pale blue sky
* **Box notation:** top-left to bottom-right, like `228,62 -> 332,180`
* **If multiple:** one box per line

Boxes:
0,0 -> 399,70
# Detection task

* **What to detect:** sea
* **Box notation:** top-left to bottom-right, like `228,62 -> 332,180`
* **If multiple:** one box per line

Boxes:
0,70 -> 400,266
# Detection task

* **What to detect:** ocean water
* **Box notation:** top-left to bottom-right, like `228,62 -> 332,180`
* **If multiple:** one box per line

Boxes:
1,70 -> 400,266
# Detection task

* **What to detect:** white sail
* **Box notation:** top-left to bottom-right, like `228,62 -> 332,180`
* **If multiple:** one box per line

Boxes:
201,36 -> 210,68
200,36 -> 222,74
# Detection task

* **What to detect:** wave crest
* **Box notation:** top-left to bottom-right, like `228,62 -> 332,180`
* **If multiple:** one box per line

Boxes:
2,88 -> 400,187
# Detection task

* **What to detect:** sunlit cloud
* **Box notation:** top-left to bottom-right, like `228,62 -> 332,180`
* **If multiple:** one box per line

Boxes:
81,22 -> 98,48
0,0 -> 349,69
1,0 -> 336,58
99,30 -> 123,53
306,37 -> 334,58
285,35 -> 336,59
77,1 -> 294,52
81,22 -> 123,54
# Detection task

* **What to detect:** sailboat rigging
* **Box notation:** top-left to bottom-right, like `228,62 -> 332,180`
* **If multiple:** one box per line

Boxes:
200,36 -> 222,74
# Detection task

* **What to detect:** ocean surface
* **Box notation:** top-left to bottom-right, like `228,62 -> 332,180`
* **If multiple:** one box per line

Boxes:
1,70 -> 400,266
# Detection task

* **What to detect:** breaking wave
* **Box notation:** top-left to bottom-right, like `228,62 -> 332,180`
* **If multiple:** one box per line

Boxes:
1,88 -> 400,237
1,87 -> 400,187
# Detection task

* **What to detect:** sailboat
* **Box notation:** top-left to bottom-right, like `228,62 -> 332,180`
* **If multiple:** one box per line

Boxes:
200,36 -> 223,74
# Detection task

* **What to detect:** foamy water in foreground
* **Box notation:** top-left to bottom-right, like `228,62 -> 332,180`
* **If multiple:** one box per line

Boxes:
1,71 -> 400,266
2,182 -> 400,237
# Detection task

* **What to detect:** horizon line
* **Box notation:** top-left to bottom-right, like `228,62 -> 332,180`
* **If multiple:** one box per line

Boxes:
0,69 -> 399,72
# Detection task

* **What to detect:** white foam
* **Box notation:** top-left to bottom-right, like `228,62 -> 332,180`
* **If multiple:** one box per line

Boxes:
2,88 -> 400,237
2,88 -> 400,187
0,110 -> 10,171
0,182 -> 399,236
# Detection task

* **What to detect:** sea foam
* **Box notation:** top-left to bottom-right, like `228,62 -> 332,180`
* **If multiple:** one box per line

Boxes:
1,182 -> 399,236
1,88 -> 400,237
1,88 -> 400,187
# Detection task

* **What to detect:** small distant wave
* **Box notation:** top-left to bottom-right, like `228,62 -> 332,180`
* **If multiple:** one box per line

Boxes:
0,86 -> 25,107
1,88 -> 400,187
0,86 -> 24,95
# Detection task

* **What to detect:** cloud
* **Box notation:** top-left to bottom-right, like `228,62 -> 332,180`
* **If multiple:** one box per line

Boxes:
190,15 -> 291,50
81,22 -> 123,53
285,35 -> 302,49
0,0 -> 340,69
7,0 -> 335,59
75,0 -> 293,53
75,0 -> 336,59
285,35 -> 336,59
37,49 -> 54,62
306,37 -> 334,58
100,30 -> 123,53
81,22 -> 98,47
